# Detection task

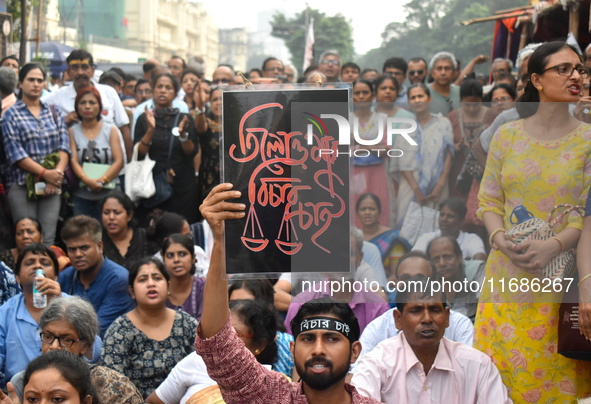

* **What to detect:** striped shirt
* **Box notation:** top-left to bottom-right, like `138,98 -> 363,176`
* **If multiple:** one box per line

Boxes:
2,99 -> 70,188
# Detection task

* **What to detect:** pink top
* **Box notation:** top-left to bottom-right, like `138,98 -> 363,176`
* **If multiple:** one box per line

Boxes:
351,333 -> 512,404
195,315 -> 383,404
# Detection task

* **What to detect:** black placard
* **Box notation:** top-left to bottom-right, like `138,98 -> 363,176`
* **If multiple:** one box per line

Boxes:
222,87 -> 350,276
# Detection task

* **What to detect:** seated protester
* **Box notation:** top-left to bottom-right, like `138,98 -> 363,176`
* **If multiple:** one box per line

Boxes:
229,279 -> 294,377
284,229 -> 390,335
0,261 -> 20,306
10,296 -> 143,404
426,236 -> 484,321
0,243 -> 63,388
0,217 -> 70,272
194,183 -> 382,403
1,350 -> 98,404
273,240 -> 388,312
355,251 -> 474,370
162,234 -> 205,321
351,277 -> 511,403
145,297 -> 281,404
58,215 -> 135,334
0,243 -> 99,388
102,257 -> 197,399
147,210 -> 210,278
412,198 -> 486,260
101,191 -> 148,269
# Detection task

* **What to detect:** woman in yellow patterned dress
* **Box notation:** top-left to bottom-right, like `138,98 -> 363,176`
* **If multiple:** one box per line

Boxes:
475,41 -> 591,403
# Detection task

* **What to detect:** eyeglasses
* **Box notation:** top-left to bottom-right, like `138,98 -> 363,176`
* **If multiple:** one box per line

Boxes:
544,63 -> 590,79
492,96 -> 513,104
493,68 -> 509,74
408,70 -> 425,76
264,67 -> 283,72
40,332 -> 82,348
321,59 -> 340,67
212,78 -> 231,84
136,89 -> 152,96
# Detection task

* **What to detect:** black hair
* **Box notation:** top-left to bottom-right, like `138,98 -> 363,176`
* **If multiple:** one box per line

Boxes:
248,68 -> 262,78
262,57 -> 282,71
517,41 -> 579,118
353,79 -> 374,94
100,190 -> 136,229
383,57 -> 408,75
66,49 -> 94,67
125,74 -> 137,82
374,73 -> 400,99
303,64 -> 319,77
0,55 -> 19,67
153,72 -> 180,97
408,82 -> 431,97
100,190 -> 134,217
459,79 -> 483,100
128,256 -> 170,287
15,217 -> 44,236
23,350 -> 99,404
356,192 -> 381,213
290,297 -> 360,342
170,55 -> 186,68
408,56 -> 427,66
181,68 -> 200,83
147,211 -> 189,254
426,235 -> 463,259
489,83 -> 517,102
228,279 -> 286,332
18,62 -> 46,84
495,73 -> 516,87
395,276 -> 446,314
228,279 -> 274,306
161,233 -> 196,275
230,299 -> 278,365
108,67 -> 125,81
134,78 -> 150,93
361,68 -> 379,76
342,62 -> 360,72
15,242 -> 58,278
394,250 -> 437,279
143,61 -> 157,74
439,197 -> 467,220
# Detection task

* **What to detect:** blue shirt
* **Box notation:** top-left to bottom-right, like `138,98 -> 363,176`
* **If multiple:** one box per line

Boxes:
131,98 -> 189,138
1,99 -> 70,188
0,261 -> 20,306
58,257 -> 134,335
0,292 -> 102,387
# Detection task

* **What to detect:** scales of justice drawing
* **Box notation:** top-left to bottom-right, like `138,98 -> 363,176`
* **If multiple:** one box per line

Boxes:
222,86 -> 351,277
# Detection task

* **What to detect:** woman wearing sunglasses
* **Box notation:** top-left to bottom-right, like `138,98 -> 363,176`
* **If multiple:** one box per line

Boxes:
475,41 -> 591,402
68,85 -> 124,221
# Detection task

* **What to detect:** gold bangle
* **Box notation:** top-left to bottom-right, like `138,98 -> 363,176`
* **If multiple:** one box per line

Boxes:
102,175 -> 111,183
489,228 -> 505,250
578,273 -> 591,287
550,236 -> 564,253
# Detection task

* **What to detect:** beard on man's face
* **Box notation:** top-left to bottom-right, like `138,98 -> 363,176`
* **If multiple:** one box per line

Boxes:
295,351 -> 352,391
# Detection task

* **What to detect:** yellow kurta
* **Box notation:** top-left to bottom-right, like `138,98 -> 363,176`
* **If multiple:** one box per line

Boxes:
475,120 -> 591,403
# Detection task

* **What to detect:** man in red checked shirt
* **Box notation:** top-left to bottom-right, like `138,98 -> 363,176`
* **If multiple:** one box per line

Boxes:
196,183 -> 383,404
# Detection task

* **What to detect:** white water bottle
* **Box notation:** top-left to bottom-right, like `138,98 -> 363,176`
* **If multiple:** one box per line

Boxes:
33,268 -> 47,309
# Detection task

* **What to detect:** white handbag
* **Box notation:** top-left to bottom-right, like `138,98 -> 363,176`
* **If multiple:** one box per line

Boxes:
125,143 -> 156,203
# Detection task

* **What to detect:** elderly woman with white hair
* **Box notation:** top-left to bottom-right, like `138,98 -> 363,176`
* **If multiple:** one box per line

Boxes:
9,296 -> 144,404
0,66 -> 18,116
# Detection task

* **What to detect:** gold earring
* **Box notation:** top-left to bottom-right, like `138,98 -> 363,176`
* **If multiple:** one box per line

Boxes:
254,349 -> 260,355
537,86 -> 543,91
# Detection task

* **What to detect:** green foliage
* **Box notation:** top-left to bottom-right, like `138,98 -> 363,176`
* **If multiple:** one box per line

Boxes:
271,8 -> 354,73
357,0 -> 527,71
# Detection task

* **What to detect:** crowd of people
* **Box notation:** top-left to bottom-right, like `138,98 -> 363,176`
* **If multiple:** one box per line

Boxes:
0,38 -> 590,404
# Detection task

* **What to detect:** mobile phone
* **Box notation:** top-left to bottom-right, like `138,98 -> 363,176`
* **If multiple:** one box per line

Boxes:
35,182 -> 61,195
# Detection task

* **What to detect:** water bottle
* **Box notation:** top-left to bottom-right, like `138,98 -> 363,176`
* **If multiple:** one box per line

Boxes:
33,268 -> 47,309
